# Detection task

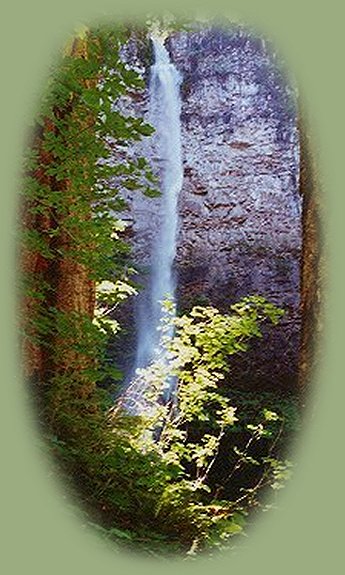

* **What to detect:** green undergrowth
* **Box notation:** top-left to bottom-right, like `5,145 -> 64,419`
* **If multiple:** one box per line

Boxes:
40,383 -> 299,557
37,297 -> 300,557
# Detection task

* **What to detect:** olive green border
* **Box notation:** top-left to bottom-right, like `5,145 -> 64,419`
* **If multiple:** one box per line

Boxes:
1,0 -> 343,573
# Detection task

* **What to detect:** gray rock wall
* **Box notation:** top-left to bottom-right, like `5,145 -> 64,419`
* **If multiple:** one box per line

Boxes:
113,27 -> 301,390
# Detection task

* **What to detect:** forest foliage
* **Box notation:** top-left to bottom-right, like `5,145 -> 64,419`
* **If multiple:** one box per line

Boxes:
20,24 -> 299,556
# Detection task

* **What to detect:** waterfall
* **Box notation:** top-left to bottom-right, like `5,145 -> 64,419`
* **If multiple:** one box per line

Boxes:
123,36 -> 183,412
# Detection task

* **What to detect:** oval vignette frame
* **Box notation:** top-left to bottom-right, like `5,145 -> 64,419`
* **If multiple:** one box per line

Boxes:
1,0 -> 338,572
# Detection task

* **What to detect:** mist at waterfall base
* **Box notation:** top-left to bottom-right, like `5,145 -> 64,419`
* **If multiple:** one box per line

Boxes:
121,38 -> 183,414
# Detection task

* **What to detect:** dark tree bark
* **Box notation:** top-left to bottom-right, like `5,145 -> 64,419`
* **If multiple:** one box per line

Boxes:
21,36 -> 96,392
298,112 -> 322,395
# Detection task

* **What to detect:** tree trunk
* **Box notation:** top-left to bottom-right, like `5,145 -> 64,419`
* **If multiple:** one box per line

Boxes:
21,35 -> 96,393
298,112 -> 322,395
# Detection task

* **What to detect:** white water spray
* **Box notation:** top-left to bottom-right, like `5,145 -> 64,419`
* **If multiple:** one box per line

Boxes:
135,37 -> 183,370
122,37 -> 183,412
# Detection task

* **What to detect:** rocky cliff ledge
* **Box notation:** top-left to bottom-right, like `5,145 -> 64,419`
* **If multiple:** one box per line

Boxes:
113,27 -> 302,390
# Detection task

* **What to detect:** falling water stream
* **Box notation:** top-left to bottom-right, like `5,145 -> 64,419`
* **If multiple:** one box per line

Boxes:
122,36 -> 183,412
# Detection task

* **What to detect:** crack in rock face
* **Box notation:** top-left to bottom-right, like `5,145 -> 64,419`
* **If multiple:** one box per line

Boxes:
113,26 -> 302,390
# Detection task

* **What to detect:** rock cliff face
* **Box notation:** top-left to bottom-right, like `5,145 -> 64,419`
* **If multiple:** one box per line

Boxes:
115,27 -> 302,390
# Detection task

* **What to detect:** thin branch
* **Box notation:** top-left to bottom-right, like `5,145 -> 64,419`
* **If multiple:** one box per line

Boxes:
197,425 -> 225,485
